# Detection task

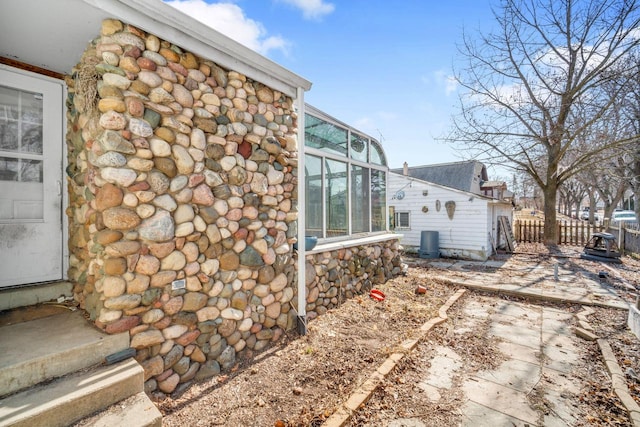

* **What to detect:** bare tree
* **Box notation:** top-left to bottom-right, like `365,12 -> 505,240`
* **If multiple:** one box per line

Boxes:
558,177 -> 586,217
592,156 -> 628,218
449,0 -> 640,244
618,53 -> 640,217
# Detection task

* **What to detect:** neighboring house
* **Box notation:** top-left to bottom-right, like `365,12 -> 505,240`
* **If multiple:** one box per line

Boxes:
481,180 -> 507,200
392,160 -> 488,195
388,167 -> 514,261
0,0 -> 402,421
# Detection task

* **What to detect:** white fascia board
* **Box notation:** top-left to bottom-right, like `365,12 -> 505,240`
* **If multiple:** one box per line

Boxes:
83,0 -> 312,98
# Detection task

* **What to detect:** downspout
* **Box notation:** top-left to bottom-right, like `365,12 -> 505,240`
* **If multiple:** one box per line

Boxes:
295,87 -> 307,335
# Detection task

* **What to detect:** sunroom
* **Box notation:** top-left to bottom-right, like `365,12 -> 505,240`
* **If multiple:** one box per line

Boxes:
299,105 -> 403,321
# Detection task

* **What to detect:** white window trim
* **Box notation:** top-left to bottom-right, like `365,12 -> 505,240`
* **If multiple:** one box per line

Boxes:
303,107 -> 388,242
394,211 -> 411,230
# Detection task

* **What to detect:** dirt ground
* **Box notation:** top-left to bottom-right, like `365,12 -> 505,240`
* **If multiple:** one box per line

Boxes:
159,244 -> 640,426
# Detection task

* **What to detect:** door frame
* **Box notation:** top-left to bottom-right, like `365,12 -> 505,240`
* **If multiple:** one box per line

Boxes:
0,64 -> 68,288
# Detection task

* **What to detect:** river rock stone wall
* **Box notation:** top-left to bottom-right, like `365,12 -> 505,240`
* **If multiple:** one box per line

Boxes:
304,239 -> 403,320
65,19 -> 300,395
63,18 -> 403,397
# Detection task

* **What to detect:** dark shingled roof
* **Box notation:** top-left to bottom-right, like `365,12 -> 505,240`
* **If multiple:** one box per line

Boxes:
391,161 -> 489,195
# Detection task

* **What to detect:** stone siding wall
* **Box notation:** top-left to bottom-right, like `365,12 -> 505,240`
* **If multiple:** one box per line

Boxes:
304,239 -> 403,320
65,19 -> 300,395
64,18 -> 403,397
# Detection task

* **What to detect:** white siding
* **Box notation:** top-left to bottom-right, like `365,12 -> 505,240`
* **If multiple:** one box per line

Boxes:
389,173 -> 491,260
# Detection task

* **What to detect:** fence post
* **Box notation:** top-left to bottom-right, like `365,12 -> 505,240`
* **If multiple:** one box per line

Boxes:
571,220 -> 575,245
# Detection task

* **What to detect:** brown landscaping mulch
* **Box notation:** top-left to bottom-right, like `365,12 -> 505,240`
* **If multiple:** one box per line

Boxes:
160,270 -> 458,426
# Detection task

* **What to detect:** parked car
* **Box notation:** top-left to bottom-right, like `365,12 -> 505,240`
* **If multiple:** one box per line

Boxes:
580,209 -> 599,221
611,210 -> 638,225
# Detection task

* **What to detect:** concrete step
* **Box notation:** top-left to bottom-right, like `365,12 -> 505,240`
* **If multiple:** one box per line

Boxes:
0,281 -> 73,312
0,358 -> 146,427
73,392 -> 162,427
0,310 -> 129,397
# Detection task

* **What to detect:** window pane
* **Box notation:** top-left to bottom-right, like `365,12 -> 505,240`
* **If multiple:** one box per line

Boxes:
0,85 -> 44,220
305,154 -> 323,238
0,120 -> 18,151
21,123 -> 43,154
0,157 -> 43,183
0,86 -> 43,154
305,114 -> 348,157
371,170 -> 386,231
350,133 -> 368,162
351,165 -> 370,233
370,140 -> 387,166
326,159 -> 348,237
400,212 -> 409,227
395,212 -> 409,228
21,92 -> 43,124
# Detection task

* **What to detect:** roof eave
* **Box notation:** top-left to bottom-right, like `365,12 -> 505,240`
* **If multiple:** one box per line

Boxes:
86,0 -> 311,97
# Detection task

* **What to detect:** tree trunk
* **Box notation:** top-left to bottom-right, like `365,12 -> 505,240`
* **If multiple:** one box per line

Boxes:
544,146 -> 560,245
588,192 -> 597,223
543,185 -> 558,245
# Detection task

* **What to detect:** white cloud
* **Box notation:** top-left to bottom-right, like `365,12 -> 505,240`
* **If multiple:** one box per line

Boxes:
276,0 -> 335,20
428,70 -> 458,96
164,0 -> 289,55
444,75 -> 458,96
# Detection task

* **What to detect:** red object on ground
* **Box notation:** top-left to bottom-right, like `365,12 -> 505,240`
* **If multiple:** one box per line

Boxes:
369,289 -> 385,302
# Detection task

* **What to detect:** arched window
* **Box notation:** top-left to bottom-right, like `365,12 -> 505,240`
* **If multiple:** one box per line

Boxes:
304,105 -> 388,240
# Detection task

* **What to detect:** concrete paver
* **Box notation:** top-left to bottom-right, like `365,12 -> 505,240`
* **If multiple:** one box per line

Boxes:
490,302 -> 540,319
419,346 -> 461,390
460,401 -> 529,427
543,344 -> 581,374
462,376 -> 540,424
474,358 -> 541,392
542,371 -> 582,425
497,340 -> 541,365
489,322 -> 540,349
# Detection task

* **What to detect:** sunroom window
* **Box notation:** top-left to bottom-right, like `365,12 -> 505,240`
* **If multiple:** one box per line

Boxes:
304,105 -> 388,241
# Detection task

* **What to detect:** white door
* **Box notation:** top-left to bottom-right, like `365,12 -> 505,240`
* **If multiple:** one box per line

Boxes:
0,67 -> 63,287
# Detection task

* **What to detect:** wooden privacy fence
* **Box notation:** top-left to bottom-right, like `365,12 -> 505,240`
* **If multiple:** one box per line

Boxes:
514,219 -> 604,246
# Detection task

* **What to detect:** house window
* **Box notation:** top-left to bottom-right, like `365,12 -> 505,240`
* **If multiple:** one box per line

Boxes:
351,165 -> 370,233
0,85 -> 44,220
394,211 -> 410,229
325,158 -> 348,237
304,105 -> 388,240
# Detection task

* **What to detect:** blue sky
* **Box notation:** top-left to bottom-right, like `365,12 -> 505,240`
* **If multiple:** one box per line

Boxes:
165,0 -> 496,169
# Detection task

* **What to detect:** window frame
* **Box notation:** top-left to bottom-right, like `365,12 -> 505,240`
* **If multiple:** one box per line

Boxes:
394,211 -> 411,230
304,105 -> 388,243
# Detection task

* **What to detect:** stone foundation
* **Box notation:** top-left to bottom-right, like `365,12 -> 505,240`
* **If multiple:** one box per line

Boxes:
304,238 -> 403,320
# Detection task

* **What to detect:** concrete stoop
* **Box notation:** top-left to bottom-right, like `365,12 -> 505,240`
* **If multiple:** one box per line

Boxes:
74,392 -> 162,427
0,310 -> 162,426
